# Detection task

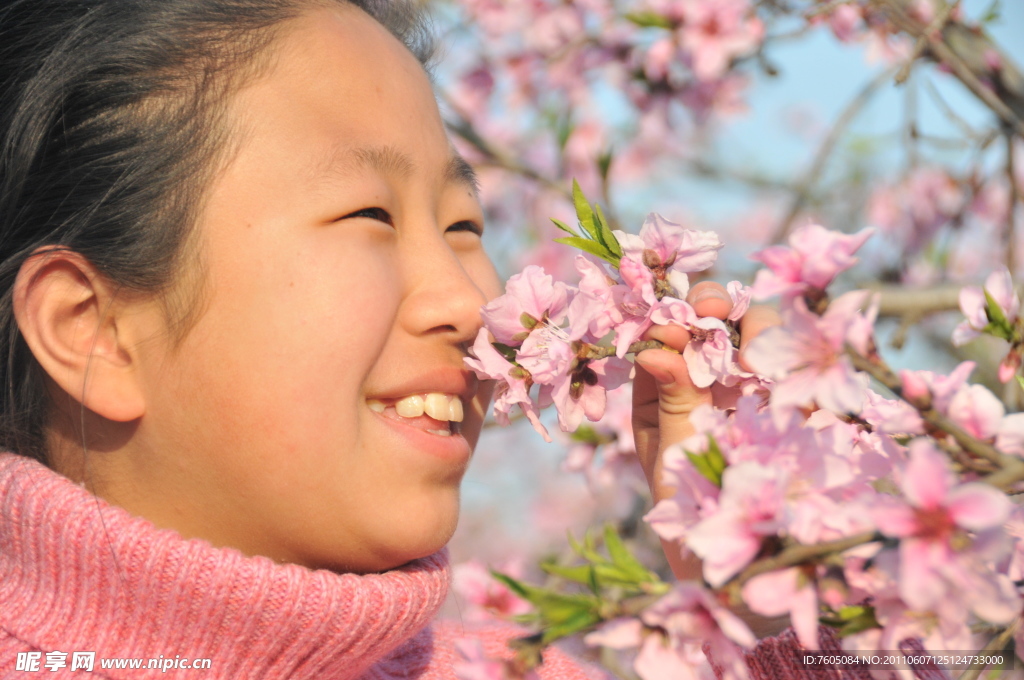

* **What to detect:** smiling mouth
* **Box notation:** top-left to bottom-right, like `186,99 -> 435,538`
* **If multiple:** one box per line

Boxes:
367,393 -> 464,437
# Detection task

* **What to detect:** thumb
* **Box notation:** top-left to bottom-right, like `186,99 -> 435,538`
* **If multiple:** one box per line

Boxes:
634,345 -> 711,451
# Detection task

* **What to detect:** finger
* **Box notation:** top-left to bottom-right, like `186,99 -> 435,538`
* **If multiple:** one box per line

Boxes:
738,305 -> 782,372
642,323 -> 691,353
634,348 -> 708,421
686,281 -> 733,320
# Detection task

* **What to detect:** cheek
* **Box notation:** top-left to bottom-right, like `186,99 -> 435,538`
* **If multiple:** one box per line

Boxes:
468,252 -> 503,303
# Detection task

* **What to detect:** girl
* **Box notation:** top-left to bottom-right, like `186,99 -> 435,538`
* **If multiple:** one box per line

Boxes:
0,0 -> 869,678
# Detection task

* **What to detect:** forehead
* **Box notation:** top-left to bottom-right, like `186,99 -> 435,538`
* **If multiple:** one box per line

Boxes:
223,5 -> 454,183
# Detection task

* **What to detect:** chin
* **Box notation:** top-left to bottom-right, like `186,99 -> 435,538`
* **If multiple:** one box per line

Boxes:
384,505 -> 460,569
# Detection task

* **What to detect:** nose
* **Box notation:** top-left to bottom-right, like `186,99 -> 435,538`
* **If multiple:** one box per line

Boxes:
399,235 -> 495,347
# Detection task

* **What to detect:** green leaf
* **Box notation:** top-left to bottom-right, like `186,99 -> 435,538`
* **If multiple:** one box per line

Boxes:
624,11 -> 673,29
541,609 -> 603,644
984,288 -> 1012,329
598,150 -> 613,182
572,179 -> 598,240
550,218 -> 579,237
491,342 -> 519,362
594,204 -> 622,258
554,237 -> 617,265
980,0 -> 1001,23
705,436 -> 728,479
1017,375 -> 1024,393
685,437 -> 727,487
832,606 -> 881,638
540,562 -> 598,588
603,524 -> 653,583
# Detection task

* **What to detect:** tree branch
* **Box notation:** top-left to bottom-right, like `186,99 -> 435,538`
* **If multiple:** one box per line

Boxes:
876,0 -> 1024,137
731,531 -> 884,588
846,347 -> 1024,490
1008,130 -> 1020,274
956,617 -> 1019,680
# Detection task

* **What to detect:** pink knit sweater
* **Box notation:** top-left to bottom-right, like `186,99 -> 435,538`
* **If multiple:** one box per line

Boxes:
0,452 -> 951,680
0,452 -> 602,679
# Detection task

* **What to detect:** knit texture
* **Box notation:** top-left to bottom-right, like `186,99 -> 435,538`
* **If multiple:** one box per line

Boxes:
0,452 -> 602,680
0,452 -> 956,680
705,627 -> 952,680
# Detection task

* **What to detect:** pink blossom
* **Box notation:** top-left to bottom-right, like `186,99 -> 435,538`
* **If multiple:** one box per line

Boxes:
952,267 -> 1020,346
899,361 -> 976,414
749,224 -> 875,300
452,560 -> 532,622
643,583 -> 755,680
996,413 -> 1024,457
823,4 -> 864,42
614,213 -> 723,299
860,389 -> 924,435
867,169 -> 962,254
465,328 -> 549,441
687,462 -> 788,586
516,326 -> 575,385
743,292 -> 877,415
946,383 -> 1005,440
567,255 -> 624,340
871,440 -> 1013,613
481,265 -> 571,346
679,74 -> 751,123
678,0 -> 765,82
585,618 -> 701,680
454,638 -> 539,680
546,355 -> 633,432
588,583 -> 755,680
741,567 -> 820,649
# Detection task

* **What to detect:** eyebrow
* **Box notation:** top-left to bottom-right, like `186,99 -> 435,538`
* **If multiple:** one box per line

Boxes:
314,144 -> 479,195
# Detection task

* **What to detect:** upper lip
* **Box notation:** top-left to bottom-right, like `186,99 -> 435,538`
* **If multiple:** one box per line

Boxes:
367,368 -> 479,404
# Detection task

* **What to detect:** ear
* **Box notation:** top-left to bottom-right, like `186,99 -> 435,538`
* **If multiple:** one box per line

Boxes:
12,247 -> 145,422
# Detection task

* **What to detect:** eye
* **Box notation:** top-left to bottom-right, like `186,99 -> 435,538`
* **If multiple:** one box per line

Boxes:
343,207 -> 393,226
447,220 -> 483,236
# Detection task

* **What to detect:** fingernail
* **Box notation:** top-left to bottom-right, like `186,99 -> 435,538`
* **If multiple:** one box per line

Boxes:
693,287 -> 729,304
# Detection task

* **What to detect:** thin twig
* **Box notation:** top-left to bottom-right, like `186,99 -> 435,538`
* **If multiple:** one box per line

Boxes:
846,347 -> 1024,489
731,531 -> 884,587
956,617 -> 1019,680
876,0 -> 1024,137
923,74 -> 981,140
1008,130 -> 1020,274
894,0 -> 959,85
769,67 -> 895,244
804,0 -> 856,20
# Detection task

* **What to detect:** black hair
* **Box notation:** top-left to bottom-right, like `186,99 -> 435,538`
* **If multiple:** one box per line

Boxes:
0,0 -> 435,464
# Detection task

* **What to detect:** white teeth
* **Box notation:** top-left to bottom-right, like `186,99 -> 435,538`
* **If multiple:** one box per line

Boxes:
427,428 -> 452,437
370,393 -> 465,423
424,393 -> 451,421
448,398 -> 464,423
395,395 -> 425,418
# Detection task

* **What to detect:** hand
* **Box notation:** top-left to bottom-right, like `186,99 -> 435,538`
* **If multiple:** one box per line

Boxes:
631,281 -> 780,581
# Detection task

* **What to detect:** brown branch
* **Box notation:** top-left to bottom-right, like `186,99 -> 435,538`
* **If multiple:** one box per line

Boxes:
769,67 -> 895,244
894,0 -> 959,85
867,283 -> 962,318
1008,131 -> 1020,274
731,531 -> 884,588
846,347 -> 1024,490
956,617 -> 1019,680
875,0 -> 1024,137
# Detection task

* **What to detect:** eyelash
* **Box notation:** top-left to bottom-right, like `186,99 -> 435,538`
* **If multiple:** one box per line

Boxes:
344,208 -> 482,236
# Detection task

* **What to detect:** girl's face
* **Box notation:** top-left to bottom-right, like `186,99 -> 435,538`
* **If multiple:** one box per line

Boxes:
124,6 -> 501,572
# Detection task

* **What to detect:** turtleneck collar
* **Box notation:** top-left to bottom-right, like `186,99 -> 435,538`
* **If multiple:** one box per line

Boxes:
0,452 -> 450,679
